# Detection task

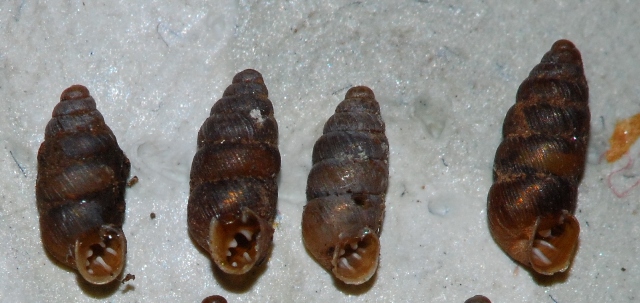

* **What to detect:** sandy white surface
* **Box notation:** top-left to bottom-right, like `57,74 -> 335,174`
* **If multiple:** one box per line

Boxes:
1,1 -> 640,302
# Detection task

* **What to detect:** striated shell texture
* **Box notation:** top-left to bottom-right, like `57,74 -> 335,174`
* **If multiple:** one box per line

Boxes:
188,69 -> 280,275
36,85 -> 130,285
302,86 -> 388,285
488,40 -> 589,275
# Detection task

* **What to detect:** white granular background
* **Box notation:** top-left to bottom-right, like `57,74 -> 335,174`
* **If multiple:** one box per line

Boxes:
1,1 -> 639,302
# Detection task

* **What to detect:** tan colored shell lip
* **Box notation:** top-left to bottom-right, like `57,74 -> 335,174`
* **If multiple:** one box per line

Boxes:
330,227 -> 380,285
528,212 -> 580,275
209,207 -> 273,275
74,224 -> 127,285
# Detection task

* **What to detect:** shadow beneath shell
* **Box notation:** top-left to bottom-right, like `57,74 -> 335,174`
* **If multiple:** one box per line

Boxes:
77,274 -> 121,298
333,270 -> 377,295
41,244 -> 122,297
188,230 -> 272,292
211,259 -> 269,292
530,268 -> 570,285
301,240 -> 378,294
509,254 -> 574,286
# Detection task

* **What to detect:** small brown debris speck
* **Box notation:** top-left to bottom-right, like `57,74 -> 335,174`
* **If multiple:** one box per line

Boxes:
127,176 -> 139,187
121,273 -> 135,284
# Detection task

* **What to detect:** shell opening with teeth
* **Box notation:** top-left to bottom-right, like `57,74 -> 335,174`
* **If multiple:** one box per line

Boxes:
529,211 -> 580,274
330,230 -> 380,285
74,225 -> 126,284
209,208 -> 272,274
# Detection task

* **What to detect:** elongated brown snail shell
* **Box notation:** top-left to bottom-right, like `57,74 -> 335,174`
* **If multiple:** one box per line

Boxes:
488,40 -> 589,275
302,86 -> 388,285
36,85 -> 130,284
188,69 -> 280,275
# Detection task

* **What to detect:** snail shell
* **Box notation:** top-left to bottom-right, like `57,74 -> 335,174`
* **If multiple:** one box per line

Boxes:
302,86 -> 388,285
488,40 -> 589,275
201,295 -> 228,303
464,295 -> 492,303
187,69 -> 280,275
36,85 -> 130,284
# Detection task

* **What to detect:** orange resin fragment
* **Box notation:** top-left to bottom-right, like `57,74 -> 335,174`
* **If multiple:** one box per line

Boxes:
606,113 -> 640,162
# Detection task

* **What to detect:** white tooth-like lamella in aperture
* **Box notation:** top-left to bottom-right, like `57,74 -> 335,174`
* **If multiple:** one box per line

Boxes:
239,229 -> 253,240
94,256 -> 112,272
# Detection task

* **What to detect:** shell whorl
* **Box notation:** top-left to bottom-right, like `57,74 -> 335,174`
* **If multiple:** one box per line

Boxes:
488,40 -> 589,275
36,85 -> 130,285
187,69 -> 280,275
302,86 -> 388,285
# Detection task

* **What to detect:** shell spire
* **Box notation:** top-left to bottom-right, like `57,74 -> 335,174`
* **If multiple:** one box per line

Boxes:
488,40 -> 589,275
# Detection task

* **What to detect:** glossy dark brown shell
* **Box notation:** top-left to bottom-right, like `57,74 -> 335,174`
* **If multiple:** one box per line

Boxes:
302,86 -> 388,285
187,69 -> 280,275
464,295 -> 492,303
487,40 -> 589,275
201,295 -> 228,303
36,85 -> 130,284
